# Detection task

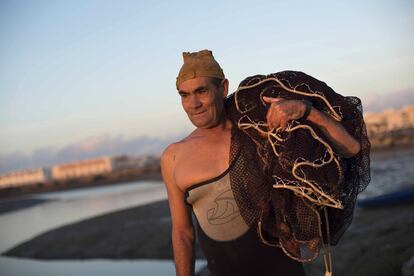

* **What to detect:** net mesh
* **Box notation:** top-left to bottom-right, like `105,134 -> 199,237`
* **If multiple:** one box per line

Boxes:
225,71 -> 371,262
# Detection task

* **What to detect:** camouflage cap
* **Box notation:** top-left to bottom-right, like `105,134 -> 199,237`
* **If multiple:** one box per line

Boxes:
176,49 -> 225,89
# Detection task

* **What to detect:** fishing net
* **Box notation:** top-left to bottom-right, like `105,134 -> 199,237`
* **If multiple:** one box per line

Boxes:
225,71 -> 371,264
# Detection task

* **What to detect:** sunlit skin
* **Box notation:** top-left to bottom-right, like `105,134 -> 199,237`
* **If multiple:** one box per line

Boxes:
171,77 -> 232,192
178,77 -> 228,129
161,76 -> 361,276
161,77 -> 233,276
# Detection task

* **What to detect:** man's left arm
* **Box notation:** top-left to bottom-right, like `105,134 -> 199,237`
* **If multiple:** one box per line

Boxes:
263,96 -> 361,158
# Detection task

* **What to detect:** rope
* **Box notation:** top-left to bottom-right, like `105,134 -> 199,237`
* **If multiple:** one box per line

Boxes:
322,207 -> 333,276
234,74 -> 342,274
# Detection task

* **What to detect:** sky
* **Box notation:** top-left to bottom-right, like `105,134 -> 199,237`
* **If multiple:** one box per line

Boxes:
0,0 -> 413,159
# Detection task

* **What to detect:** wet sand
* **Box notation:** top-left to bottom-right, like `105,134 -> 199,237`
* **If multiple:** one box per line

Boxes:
3,200 -> 414,276
304,204 -> 414,276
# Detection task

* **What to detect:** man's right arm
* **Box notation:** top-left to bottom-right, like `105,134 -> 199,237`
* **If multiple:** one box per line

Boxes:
161,144 -> 195,276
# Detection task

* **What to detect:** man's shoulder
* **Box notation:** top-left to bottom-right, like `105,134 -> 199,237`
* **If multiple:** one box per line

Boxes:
160,133 -> 198,187
161,132 -> 196,165
161,142 -> 179,164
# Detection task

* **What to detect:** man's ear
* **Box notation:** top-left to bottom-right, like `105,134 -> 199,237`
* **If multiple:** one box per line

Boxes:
221,79 -> 229,98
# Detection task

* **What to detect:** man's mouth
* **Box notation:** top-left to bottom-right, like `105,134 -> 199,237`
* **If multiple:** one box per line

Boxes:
192,110 -> 207,116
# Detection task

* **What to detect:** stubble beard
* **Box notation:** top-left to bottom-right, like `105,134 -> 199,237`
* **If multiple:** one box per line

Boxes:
192,108 -> 227,129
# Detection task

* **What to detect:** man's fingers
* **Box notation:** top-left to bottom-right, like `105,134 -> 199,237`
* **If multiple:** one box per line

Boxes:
263,96 -> 284,104
266,107 -> 273,129
267,111 -> 281,130
263,97 -> 295,131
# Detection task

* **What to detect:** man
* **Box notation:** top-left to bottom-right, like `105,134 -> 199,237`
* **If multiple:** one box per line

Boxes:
161,50 -> 361,276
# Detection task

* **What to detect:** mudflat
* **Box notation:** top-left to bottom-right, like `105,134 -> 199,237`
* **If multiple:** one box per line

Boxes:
3,200 -> 414,276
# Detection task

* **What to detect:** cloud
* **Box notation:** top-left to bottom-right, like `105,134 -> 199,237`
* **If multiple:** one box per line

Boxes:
0,133 -> 183,174
361,89 -> 414,112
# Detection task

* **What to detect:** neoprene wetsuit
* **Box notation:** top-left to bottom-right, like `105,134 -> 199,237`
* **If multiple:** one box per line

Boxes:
184,154 -> 306,276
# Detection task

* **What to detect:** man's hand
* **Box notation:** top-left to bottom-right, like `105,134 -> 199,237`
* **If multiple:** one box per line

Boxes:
263,96 -> 306,130
263,95 -> 361,157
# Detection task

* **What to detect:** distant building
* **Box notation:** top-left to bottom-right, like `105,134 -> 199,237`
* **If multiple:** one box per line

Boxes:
0,154 -> 161,190
0,168 -> 52,188
51,156 -> 112,181
111,155 -> 136,171
111,155 -> 160,171
365,105 -> 414,136
364,105 -> 414,148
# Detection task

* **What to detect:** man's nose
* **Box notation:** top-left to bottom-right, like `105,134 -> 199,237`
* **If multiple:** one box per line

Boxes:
189,95 -> 202,108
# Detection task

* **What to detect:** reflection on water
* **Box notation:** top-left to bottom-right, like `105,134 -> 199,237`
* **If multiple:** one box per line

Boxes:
0,180 -> 208,276
0,181 -> 167,251
0,258 -> 207,276
33,181 -> 163,201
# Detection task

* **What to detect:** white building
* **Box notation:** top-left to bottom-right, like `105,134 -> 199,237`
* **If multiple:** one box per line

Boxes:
0,168 -> 52,188
1,154 -> 160,189
365,105 -> 414,136
51,156 -> 113,181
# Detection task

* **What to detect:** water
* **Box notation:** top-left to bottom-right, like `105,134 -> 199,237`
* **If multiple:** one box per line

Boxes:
1,258 -> 179,276
360,147 -> 414,199
0,181 -> 167,251
0,148 -> 412,276
0,180 -> 206,276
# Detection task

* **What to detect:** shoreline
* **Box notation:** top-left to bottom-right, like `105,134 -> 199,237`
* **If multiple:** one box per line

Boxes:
2,199 -> 205,260
3,198 -> 413,275
370,143 -> 414,154
0,197 -> 52,215
0,171 -> 162,200
1,144 -> 412,200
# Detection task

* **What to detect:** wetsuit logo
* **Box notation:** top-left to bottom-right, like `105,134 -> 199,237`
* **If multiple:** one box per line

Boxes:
206,189 -> 240,225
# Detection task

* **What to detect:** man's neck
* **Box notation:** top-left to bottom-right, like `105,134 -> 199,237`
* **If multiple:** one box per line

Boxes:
195,117 -> 232,138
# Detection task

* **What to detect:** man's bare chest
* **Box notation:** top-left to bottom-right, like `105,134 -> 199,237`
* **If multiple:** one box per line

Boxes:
174,140 -> 230,192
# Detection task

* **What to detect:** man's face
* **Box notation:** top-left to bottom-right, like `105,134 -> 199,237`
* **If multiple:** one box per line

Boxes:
178,77 -> 228,129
